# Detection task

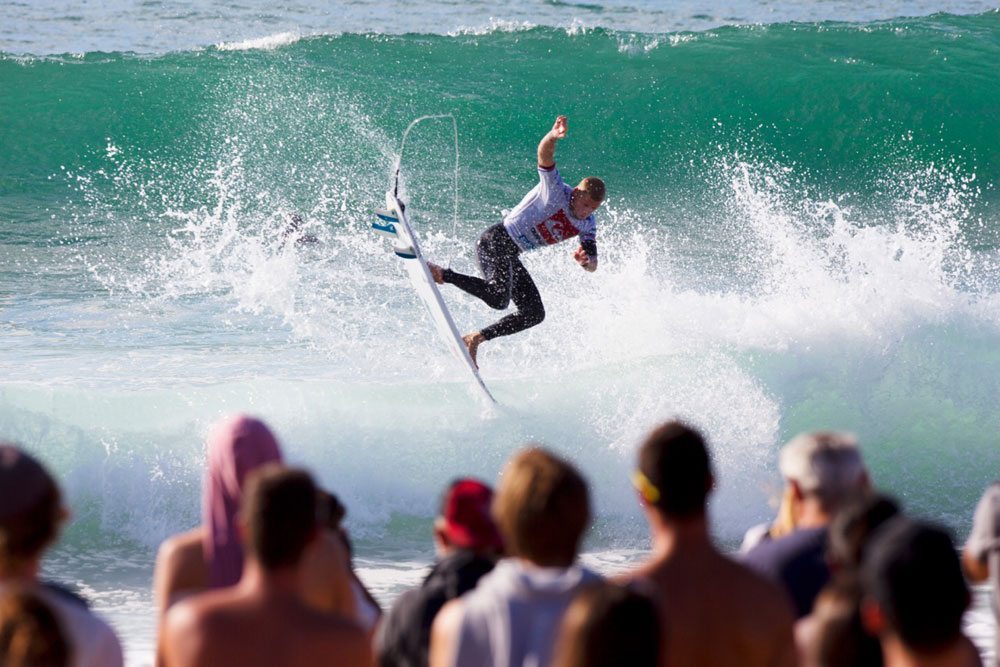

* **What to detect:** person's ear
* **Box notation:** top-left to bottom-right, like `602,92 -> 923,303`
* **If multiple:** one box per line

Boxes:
434,518 -> 451,548
860,597 -> 885,636
306,523 -> 320,547
860,470 -> 872,492
236,512 -> 249,545
789,480 -> 806,502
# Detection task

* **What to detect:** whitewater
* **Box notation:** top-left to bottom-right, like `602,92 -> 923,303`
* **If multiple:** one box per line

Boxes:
2,2 -> 1000,664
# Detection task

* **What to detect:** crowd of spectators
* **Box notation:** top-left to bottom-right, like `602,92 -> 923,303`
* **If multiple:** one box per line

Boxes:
0,415 -> 995,666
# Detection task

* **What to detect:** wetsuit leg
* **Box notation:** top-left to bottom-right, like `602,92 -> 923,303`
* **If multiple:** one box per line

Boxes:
479,255 -> 545,340
442,225 -> 515,310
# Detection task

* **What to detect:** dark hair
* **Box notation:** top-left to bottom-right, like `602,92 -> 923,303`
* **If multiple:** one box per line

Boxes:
552,583 -> 661,667
807,575 -> 883,667
862,519 -> 968,651
493,448 -> 590,567
0,589 -> 72,667
242,465 -> 318,570
0,457 -> 62,568
828,493 -> 900,572
638,422 -> 712,518
317,490 -> 346,532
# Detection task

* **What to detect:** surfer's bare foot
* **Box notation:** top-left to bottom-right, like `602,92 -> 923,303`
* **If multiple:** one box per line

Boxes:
463,332 -> 486,369
427,262 -> 445,285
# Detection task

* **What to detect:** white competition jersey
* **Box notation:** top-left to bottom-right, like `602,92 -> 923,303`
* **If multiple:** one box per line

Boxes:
502,165 -> 597,253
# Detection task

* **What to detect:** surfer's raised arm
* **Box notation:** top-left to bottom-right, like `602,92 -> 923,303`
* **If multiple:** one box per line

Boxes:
538,115 -> 567,168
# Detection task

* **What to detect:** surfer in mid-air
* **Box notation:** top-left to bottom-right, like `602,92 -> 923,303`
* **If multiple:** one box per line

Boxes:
428,115 -> 605,367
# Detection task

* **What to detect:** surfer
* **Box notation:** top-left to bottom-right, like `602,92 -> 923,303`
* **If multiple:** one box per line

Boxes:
281,213 -> 319,245
428,115 -> 604,367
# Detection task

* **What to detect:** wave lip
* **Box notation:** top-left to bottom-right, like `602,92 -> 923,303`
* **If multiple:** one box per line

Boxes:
447,18 -> 537,36
215,31 -> 302,52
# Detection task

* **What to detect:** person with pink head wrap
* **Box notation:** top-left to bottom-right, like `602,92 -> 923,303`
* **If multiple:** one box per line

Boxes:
153,415 -> 283,665
153,414 -> 363,666
201,415 -> 282,588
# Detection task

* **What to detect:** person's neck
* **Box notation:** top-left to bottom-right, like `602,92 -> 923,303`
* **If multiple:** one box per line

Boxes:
0,558 -> 41,583
238,559 -> 303,599
795,500 -> 834,529
514,557 -> 575,571
648,510 -> 713,560
881,635 -> 977,667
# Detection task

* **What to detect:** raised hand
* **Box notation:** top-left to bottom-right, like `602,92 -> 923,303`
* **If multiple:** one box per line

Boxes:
550,115 -> 568,140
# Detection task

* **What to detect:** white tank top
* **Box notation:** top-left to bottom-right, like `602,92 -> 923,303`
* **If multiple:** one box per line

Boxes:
452,558 -> 601,667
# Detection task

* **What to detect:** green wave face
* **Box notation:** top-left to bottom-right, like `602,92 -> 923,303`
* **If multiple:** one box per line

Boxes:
2,13 -> 998,227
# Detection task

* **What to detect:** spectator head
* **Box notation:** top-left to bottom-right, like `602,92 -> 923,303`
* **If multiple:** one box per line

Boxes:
804,574 -> 882,667
202,414 -> 283,587
0,587 -> 72,667
827,493 -> 900,572
0,445 -> 65,574
634,421 -> 713,520
552,582 -> 661,667
241,465 -> 319,572
493,447 -> 590,568
434,478 -> 504,556
317,490 -> 346,532
861,519 -> 969,653
779,432 -> 868,516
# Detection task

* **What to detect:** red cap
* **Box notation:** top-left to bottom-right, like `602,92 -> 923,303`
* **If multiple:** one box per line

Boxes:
441,479 -> 504,553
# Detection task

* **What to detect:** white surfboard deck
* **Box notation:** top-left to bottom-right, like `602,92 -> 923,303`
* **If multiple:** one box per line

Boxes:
373,192 -> 496,404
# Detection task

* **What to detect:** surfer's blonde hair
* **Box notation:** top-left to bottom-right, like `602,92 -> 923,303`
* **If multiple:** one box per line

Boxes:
577,177 -> 606,202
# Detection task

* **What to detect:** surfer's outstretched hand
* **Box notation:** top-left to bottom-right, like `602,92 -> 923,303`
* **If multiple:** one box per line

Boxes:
550,115 -> 568,140
427,262 -> 445,284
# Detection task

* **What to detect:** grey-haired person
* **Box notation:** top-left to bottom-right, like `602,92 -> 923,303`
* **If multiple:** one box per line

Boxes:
743,432 -> 870,619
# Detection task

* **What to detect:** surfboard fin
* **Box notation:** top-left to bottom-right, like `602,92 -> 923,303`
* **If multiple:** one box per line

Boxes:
372,208 -> 399,237
373,208 -> 416,258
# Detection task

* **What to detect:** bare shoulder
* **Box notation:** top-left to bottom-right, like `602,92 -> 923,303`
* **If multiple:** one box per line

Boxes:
161,589 -> 247,667
429,598 -> 464,667
613,560 -> 658,586
433,598 -> 464,636
719,555 -> 795,623
161,593 -> 208,664
156,528 -> 205,581
154,527 -> 208,612
297,607 -> 371,667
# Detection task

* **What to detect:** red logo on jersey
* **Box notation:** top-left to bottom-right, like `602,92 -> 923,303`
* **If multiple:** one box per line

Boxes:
549,210 -> 581,240
534,210 -> 580,245
535,222 -> 558,245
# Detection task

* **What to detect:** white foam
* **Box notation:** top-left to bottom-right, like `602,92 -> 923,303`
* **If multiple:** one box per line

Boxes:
448,19 -> 536,36
216,31 -> 301,52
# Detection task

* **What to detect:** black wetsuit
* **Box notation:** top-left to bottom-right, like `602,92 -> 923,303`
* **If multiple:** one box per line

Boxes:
441,224 -> 546,341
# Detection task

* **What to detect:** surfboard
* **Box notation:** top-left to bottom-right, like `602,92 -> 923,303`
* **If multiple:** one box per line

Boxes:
373,192 -> 496,403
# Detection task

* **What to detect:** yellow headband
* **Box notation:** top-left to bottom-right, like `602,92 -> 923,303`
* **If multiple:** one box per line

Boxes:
632,470 -> 660,505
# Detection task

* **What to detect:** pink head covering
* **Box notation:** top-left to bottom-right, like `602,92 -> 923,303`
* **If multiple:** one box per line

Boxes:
201,415 -> 282,588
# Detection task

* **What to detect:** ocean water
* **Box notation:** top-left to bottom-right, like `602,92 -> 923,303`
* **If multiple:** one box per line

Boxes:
2,1 -> 1000,664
